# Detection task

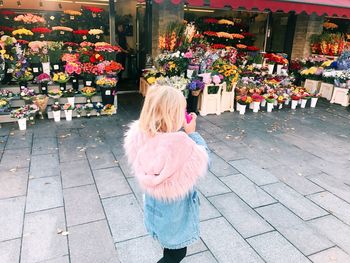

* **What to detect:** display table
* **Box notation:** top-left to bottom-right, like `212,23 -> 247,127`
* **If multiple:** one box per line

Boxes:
139,77 -> 150,97
330,87 -> 350,107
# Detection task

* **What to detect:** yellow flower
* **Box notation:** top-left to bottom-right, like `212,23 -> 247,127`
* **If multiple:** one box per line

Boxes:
59,75 -> 66,81
321,60 -> 333,67
218,19 -> 234,25
12,29 -> 33,36
53,75 -> 58,81
147,77 -> 156,84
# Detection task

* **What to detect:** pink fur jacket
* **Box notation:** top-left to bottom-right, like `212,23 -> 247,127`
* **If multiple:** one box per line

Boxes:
124,121 -> 209,201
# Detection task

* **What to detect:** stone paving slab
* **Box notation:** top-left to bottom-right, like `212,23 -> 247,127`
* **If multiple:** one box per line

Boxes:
256,203 -> 333,255
21,207 -> 68,263
200,217 -> 264,263
197,191 -> 221,222
262,182 -> 328,220
309,215 -> 350,254
0,148 -> 31,170
5,132 -> 32,150
103,194 -> 147,243
208,152 -> 240,177
93,167 -> 132,198
32,137 -> 58,155
29,153 -> 60,178
196,171 -> 231,197
63,184 -> 105,227
221,174 -> 277,208
308,191 -> 350,225
0,135 -> 7,151
229,159 -> 279,186
308,247 -> 350,263
69,220 -> 119,263
42,255 -> 70,263
209,193 -> 273,238
182,251 -> 217,263
0,168 -> 28,199
247,231 -> 311,263
0,238 -> 21,263
86,147 -> 119,170
60,159 -> 94,189
26,176 -> 63,213
0,196 -> 25,241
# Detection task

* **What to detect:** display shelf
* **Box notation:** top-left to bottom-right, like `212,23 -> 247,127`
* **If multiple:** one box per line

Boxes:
47,108 -> 117,119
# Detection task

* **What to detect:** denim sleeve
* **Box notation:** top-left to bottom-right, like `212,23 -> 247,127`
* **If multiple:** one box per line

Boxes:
188,132 -> 211,167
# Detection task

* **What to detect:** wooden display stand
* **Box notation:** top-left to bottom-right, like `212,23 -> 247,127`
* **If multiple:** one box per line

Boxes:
319,82 -> 334,100
304,79 -> 321,94
220,82 -> 235,113
330,87 -> 350,107
139,77 -> 150,97
199,83 -> 223,116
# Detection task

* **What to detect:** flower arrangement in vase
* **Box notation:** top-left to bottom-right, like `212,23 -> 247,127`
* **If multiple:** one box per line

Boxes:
81,87 -> 96,103
102,104 -> 115,115
187,79 -> 205,96
63,87 -> 76,107
36,73 -> 51,94
63,103 -> 74,121
20,87 -> 36,102
53,72 -> 70,91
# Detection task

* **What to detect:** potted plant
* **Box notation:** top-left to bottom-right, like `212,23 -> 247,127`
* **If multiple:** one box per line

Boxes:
84,103 -> 94,118
310,93 -> 321,108
94,102 -> 104,116
53,72 -> 70,91
64,61 -> 81,91
75,104 -> 84,118
81,86 -> 97,103
51,103 -> 61,122
81,62 -> 97,87
187,79 -> 204,113
13,67 -> 34,89
236,95 -> 252,115
290,94 -> 301,110
300,92 -> 311,108
48,89 -> 63,101
48,42 -> 64,71
63,103 -> 74,121
95,77 -> 116,105
264,94 -> 275,112
20,87 -> 36,103
251,93 -> 263,113
0,99 -> 10,113
11,105 -> 30,130
63,87 -> 76,107
36,73 -> 51,94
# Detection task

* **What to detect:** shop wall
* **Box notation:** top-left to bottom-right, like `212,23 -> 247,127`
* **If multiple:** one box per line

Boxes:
291,13 -> 324,59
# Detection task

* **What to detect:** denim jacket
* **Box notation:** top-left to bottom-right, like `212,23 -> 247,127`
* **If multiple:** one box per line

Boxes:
143,132 -> 210,249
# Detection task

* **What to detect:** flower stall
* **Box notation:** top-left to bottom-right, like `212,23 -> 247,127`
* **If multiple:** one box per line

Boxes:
0,6 -> 122,129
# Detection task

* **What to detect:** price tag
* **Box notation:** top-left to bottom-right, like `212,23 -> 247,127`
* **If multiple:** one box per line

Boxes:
7,68 -> 13,73
50,16 -> 55,20
54,65 -> 59,70
73,79 -> 77,83
40,34 -> 44,38
33,68 -> 39,73
86,81 -> 92,86
96,35 -> 100,39
19,35 -> 22,39
92,13 -> 97,18
0,31 -> 4,35
83,35 -> 87,40
60,87 -> 64,91
20,85 -> 26,89
42,87 -> 46,91
105,90 -> 111,96
60,31 -> 65,35
70,16 -> 75,20
5,16 -> 9,20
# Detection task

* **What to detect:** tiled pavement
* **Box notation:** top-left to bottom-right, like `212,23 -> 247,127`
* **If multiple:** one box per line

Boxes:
1,94 -> 350,263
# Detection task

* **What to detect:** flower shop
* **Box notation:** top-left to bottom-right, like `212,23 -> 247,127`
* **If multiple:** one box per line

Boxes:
140,15 -> 350,116
0,5 -> 124,130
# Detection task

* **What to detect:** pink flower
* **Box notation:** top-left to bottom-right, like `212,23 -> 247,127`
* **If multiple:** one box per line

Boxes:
183,51 -> 193,59
212,75 -> 221,85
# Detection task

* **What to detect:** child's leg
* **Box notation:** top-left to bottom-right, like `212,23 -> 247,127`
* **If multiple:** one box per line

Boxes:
157,247 -> 187,263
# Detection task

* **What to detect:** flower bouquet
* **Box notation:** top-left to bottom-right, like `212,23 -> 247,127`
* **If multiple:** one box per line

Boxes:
96,77 -> 116,105
236,95 -> 252,115
290,92 -> 301,110
81,62 -> 98,86
63,87 -> 76,107
251,93 -> 263,113
33,95 -> 49,119
48,42 -> 64,71
84,103 -> 94,117
13,67 -> 34,88
0,89 -> 15,100
75,104 -> 84,118
36,73 -> 51,94
52,26 -> 73,41
11,105 -> 30,130
53,72 -> 70,91
32,27 -> 52,40
88,29 -> 104,43
81,87 -> 96,103
64,61 -> 82,90
300,92 -> 311,108
63,103 -> 74,121
48,88 -> 63,100
64,10 -> 82,21
94,102 -> 104,116
187,79 -> 204,96
20,87 -> 36,102
264,93 -> 276,112
51,104 -> 61,122
102,104 -> 115,115
12,28 -> 34,41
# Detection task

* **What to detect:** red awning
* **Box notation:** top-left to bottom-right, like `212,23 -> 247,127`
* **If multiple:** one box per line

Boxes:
138,0 -> 350,17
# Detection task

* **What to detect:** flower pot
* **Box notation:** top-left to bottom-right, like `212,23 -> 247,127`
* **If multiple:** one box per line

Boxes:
276,64 -> 283,75
191,90 -> 201,97
310,97 -> 318,108
67,97 -> 75,107
100,86 -> 115,105
298,99 -> 302,105
267,102 -> 274,112
42,62 -> 51,75
261,99 -> 266,107
301,99 -> 308,108
268,64 -> 274,75
239,104 -> 246,115
253,101 -> 260,113
40,83 -> 48,94
187,93 -> 199,114
64,110 -> 73,121
291,100 -> 298,110
84,79 -> 94,87
249,102 -> 254,110
17,118 -> 27,130
274,100 -> 278,106
71,77 -> 79,91
52,110 -> 61,122
278,104 -> 283,110
236,102 -> 241,112
284,99 -> 290,105
59,83 -> 66,91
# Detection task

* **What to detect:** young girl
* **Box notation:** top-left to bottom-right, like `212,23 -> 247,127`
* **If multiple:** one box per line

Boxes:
124,85 -> 209,263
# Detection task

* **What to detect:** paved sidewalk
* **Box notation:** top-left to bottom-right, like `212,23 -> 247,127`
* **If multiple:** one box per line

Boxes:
1,95 -> 350,263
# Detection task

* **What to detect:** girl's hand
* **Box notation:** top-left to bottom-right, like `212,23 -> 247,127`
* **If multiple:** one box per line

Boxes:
183,113 -> 197,134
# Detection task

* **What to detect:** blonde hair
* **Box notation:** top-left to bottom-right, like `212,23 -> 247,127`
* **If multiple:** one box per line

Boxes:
139,85 -> 186,136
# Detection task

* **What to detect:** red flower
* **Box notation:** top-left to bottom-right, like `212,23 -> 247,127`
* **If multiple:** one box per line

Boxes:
247,46 -> 260,51
211,44 -> 226,49
64,42 -> 79,47
242,32 -> 256,38
203,31 -> 217,37
32,27 -> 52,34
90,53 -> 104,63
73,30 -> 89,35
204,18 -> 218,24
0,26 -> 14,32
82,6 -> 104,13
0,10 -> 15,16
104,61 -> 124,75
17,40 -> 29,45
